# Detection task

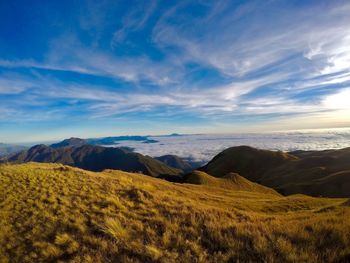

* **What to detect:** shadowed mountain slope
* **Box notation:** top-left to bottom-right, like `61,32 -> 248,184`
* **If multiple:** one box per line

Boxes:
3,144 -> 181,179
263,148 -> 350,197
200,146 -> 297,181
201,146 -> 350,197
155,155 -> 193,173
184,170 -> 279,195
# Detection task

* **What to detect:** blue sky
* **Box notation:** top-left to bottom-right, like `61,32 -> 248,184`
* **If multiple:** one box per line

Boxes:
1,0 -> 350,143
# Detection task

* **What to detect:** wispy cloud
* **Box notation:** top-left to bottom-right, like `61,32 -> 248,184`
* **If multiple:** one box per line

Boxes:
111,0 -> 158,45
1,0 -> 350,136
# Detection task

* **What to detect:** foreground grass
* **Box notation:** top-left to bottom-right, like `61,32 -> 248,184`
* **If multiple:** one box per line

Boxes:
0,163 -> 349,263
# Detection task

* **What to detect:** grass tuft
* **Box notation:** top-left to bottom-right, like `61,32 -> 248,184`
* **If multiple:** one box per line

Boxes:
101,217 -> 128,241
0,162 -> 349,262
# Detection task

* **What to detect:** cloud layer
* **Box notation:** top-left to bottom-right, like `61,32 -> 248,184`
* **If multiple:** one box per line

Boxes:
113,128 -> 350,164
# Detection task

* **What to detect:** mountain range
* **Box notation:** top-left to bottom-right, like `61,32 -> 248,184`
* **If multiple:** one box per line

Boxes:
2,138 -> 350,198
50,136 -> 159,148
2,144 -> 182,180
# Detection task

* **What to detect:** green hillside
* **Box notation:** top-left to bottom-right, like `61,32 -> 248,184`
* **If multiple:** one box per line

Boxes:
0,163 -> 349,262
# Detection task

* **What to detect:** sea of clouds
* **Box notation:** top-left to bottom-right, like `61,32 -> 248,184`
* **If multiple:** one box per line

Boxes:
111,128 -> 350,165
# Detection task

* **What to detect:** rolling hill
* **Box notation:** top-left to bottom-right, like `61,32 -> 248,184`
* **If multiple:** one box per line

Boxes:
200,146 -> 297,181
201,146 -> 350,197
0,162 -> 349,262
3,144 -> 181,179
184,170 -> 279,195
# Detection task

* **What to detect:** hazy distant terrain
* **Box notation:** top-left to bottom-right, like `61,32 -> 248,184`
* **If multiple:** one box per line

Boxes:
0,143 -> 27,157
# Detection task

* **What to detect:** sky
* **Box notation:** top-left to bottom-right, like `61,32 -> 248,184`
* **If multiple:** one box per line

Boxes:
1,0 -> 350,143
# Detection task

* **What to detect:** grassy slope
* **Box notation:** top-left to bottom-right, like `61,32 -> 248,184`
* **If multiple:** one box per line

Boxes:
184,170 -> 279,195
0,163 -> 349,263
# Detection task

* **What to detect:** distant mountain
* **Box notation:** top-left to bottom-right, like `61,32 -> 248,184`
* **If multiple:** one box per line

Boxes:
87,136 -> 158,145
4,144 -> 181,179
201,146 -> 350,197
0,143 -> 27,157
155,155 -> 193,173
50,137 -> 87,148
184,170 -> 279,195
49,136 -> 159,149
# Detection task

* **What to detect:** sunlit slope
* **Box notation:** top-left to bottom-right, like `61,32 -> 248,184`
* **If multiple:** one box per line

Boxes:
0,163 -> 349,263
184,170 -> 279,195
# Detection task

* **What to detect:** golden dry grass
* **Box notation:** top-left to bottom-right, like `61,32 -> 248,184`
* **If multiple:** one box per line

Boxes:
0,162 -> 349,263
184,170 -> 279,195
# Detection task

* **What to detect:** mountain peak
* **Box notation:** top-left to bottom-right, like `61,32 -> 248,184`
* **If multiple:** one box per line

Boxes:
6,144 -> 182,179
201,145 -> 297,181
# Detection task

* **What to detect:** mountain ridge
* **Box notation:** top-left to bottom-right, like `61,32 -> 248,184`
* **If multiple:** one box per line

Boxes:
3,144 -> 181,179
201,145 -> 350,197
184,170 -> 279,195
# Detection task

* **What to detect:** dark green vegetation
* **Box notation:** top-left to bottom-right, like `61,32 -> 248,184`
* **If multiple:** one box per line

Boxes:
201,146 -> 350,197
0,143 -> 27,157
3,144 -> 181,179
1,162 -> 349,262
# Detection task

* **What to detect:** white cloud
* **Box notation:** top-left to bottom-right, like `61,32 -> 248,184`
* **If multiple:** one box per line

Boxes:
153,1 -> 350,81
1,1 -> 350,130
111,0 -> 157,45
323,88 -> 350,110
108,129 -> 350,164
